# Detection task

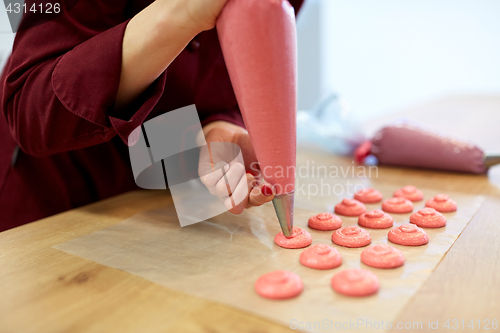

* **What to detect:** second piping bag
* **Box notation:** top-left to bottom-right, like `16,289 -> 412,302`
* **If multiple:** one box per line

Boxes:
217,0 -> 297,236
355,121 -> 500,174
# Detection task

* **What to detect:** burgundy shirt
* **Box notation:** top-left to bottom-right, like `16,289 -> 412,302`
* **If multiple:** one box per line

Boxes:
0,0 -> 303,231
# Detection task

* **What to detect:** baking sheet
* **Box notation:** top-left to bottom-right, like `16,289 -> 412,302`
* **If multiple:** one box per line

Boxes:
54,185 -> 484,332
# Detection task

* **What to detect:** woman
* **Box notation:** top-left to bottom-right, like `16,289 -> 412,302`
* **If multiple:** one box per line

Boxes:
0,0 -> 303,231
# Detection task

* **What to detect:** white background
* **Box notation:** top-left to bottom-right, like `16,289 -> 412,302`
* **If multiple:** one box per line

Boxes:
297,0 -> 500,119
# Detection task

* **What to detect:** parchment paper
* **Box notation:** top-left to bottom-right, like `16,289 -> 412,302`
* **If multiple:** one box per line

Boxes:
54,186 -> 484,332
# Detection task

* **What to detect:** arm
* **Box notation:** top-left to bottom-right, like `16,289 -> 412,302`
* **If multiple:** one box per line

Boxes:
116,0 -> 228,109
1,0 -> 227,157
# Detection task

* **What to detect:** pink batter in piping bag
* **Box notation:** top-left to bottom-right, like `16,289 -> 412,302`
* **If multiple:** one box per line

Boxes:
355,121 -> 500,173
217,0 -> 297,236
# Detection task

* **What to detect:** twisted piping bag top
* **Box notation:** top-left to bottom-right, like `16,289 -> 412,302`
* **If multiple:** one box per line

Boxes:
216,0 -> 297,195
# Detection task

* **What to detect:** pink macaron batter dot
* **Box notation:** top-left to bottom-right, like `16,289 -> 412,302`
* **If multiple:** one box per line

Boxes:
388,224 -> 429,246
382,197 -> 413,214
410,207 -> 447,228
353,188 -> 383,204
393,185 -> 424,202
361,244 -> 405,269
331,268 -> 379,297
425,194 -> 457,212
274,227 -> 312,249
358,210 -> 394,229
255,270 -> 303,300
299,244 -> 342,270
334,198 -> 367,216
308,213 -> 342,231
332,226 -> 371,248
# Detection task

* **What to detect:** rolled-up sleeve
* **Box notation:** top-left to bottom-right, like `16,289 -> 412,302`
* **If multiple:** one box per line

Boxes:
1,0 -> 165,157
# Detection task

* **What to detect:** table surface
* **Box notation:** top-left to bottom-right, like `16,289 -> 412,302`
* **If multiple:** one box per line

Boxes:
1,95 -> 499,333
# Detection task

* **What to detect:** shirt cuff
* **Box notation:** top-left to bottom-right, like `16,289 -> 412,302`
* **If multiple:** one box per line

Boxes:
109,72 -> 167,144
52,19 -> 168,145
200,106 -> 245,129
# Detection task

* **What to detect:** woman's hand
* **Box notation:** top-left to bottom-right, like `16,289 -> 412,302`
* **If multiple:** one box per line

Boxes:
198,121 -> 276,214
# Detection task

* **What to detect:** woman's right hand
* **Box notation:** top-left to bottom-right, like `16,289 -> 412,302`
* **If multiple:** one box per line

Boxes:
198,121 -> 276,214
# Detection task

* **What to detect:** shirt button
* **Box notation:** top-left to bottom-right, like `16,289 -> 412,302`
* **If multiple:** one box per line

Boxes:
187,40 -> 200,52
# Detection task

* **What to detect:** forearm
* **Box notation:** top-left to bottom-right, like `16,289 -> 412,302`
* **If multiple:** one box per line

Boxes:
115,0 -> 201,110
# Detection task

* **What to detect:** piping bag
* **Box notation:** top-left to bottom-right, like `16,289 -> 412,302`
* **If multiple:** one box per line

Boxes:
217,0 -> 297,236
355,122 -> 500,173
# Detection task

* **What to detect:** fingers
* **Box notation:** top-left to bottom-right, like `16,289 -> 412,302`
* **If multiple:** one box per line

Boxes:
214,161 -> 245,197
247,182 -> 275,208
199,152 -> 275,214
221,173 -> 276,214
199,161 -> 229,190
224,173 -> 254,214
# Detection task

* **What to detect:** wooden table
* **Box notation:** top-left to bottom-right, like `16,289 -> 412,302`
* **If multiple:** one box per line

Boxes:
1,95 -> 499,333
